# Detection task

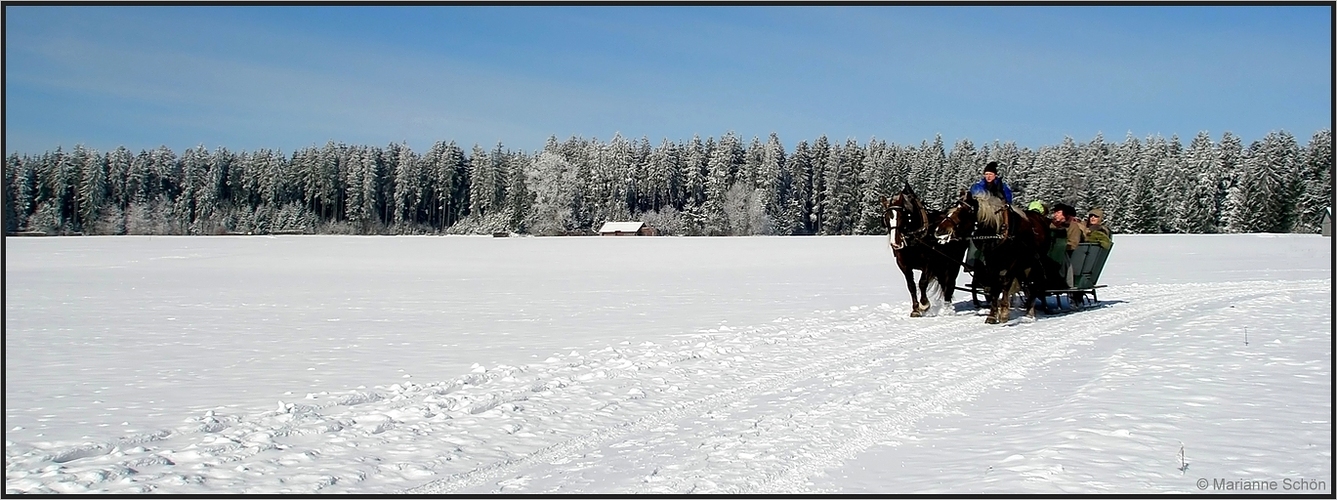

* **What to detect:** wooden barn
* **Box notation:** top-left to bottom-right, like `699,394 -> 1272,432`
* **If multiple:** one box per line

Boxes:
598,221 -> 658,236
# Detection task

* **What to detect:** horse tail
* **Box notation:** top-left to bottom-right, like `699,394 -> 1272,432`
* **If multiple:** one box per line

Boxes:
925,276 -> 944,303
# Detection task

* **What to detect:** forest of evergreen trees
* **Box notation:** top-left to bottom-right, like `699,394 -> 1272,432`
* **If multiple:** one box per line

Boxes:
3,129 -> 1331,237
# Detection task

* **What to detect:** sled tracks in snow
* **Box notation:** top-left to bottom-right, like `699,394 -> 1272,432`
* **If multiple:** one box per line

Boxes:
403,280 -> 1326,494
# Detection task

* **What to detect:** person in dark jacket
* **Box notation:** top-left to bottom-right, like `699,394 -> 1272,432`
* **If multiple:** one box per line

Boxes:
969,161 -> 1014,204
1049,203 -> 1088,252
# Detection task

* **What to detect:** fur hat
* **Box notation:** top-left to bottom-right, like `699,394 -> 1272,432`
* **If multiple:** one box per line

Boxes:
1052,203 -> 1076,218
982,161 -> 999,174
1088,208 -> 1105,219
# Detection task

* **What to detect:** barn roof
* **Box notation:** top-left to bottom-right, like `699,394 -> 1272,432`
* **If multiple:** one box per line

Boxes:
598,221 -> 646,233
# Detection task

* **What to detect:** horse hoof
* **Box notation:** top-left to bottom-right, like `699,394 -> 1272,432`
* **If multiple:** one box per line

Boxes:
985,316 -> 999,324
910,310 -> 922,318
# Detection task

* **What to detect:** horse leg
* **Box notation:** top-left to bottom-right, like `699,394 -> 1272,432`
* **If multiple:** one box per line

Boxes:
984,278 -> 1002,324
916,271 -> 935,315
992,275 -> 1019,324
1023,276 -> 1040,319
901,267 -> 922,317
998,278 -> 1015,324
940,266 -> 957,312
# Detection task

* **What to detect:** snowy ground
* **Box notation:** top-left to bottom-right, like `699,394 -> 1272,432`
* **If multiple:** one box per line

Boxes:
4,234 -> 1331,494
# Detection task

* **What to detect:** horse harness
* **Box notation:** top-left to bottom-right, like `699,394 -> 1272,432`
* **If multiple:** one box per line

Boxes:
886,201 -> 933,250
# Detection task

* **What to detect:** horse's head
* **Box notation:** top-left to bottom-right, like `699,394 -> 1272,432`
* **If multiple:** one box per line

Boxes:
884,193 -> 906,249
935,190 -> 976,245
885,185 -> 927,249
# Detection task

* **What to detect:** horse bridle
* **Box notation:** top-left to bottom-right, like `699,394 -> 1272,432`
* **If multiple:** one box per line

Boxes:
886,197 -> 932,250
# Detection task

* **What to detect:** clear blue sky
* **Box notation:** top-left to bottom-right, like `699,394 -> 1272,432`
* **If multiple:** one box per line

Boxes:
4,5 -> 1332,156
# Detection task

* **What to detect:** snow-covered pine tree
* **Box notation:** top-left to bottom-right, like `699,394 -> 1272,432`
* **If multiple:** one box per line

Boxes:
1026,144 -> 1064,211
911,136 -> 947,208
343,148 -> 368,230
1000,143 -> 1037,207
681,135 -> 708,211
1075,133 -> 1112,214
628,136 -> 652,213
566,137 -> 595,231
1177,131 -> 1220,233
1223,131 -> 1304,233
359,147 -> 383,232
809,135 -> 832,234
290,146 -> 314,219
395,143 -> 427,230
1225,140 -> 1269,232
586,135 -> 621,224
738,136 -> 764,198
856,138 -> 896,234
179,145 -> 210,231
782,140 -> 814,235
757,133 -> 785,226
3,154 -> 23,233
150,146 -> 181,205
422,141 -> 448,229
1259,130 -> 1304,232
1122,135 -> 1170,233
1295,129 -> 1333,233
1215,132 -> 1244,232
375,144 -> 398,227
1157,135 -> 1187,232
444,141 -> 469,229
203,147 -> 232,230
249,148 -> 277,209
526,150 -> 577,235
986,141 -> 1023,192
1048,136 -> 1085,208
1104,132 -> 1143,233
54,146 -> 80,231
307,142 -> 339,223
106,146 -> 132,211
75,145 -> 109,232
468,143 -> 493,218
224,148 -> 247,212
503,150 -> 531,231
646,138 -> 680,212
945,138 -> 979,208
820,138 -> 863,235
702,133 -> 740,235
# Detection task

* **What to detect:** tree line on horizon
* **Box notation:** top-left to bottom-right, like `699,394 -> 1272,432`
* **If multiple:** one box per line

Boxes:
3,129 -> 1331,237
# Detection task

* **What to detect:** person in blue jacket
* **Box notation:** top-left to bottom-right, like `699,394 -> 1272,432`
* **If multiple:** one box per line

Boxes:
970,161 -> 1013,204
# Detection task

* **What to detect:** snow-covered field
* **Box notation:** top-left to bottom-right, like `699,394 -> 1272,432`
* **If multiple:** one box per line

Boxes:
4,233 -> 1331,494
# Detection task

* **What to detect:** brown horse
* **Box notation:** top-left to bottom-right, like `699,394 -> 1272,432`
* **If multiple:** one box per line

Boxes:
935,190 -> 1050,324
881,184 -> 968,317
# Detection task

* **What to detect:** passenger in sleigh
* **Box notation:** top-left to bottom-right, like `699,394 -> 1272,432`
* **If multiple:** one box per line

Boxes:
1084,208 -> 1112,249
1044,203 -> 1088,289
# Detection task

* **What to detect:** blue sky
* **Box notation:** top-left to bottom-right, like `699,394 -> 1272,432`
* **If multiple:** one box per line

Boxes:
4,5 -> 1332,156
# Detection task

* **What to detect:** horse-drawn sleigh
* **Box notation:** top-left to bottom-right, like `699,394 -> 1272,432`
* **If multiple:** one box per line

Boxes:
881,185 -> 1113,324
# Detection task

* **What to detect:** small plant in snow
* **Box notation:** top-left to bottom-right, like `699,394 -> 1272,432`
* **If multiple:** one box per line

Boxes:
1177,443 -> 1189,473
